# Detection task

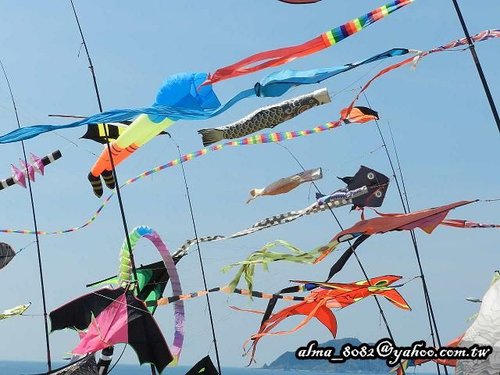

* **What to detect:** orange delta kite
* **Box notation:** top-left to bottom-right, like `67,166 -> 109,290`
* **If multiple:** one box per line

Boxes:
244,275 -> 410,364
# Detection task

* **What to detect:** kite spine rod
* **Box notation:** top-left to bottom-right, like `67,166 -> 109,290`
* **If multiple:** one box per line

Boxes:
275,143 -> 404,373
0,60 -> 52,372
363,92 -> 445,375
169,135 -> 223,375
449,0 -> 500,134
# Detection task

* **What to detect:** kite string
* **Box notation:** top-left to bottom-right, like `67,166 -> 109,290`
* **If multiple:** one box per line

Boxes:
0,59 -> 53,371
362,92 -> 445,375
167,135 -> 223,375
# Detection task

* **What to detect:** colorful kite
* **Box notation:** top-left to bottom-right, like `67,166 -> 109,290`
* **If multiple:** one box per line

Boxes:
204,0 -> 413,85
316,164 -> 388,209
245,276 -> 410,363
198,88 -> 330,146
222,240 -> 329,294
247,167 -> 322,203
0,150 -> 62,191
0,303 -> 31,320
49,287 -> 172,373
0,242 -> 15,270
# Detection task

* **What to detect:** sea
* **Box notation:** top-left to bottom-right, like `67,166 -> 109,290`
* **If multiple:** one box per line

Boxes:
0,362 -> 436,375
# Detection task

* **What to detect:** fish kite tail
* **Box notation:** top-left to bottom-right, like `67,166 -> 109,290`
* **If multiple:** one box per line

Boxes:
197,128 -> 224,147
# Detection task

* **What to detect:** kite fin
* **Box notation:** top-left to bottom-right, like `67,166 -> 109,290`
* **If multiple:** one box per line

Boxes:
197,128 -> 224,147
88,173 -> 103,198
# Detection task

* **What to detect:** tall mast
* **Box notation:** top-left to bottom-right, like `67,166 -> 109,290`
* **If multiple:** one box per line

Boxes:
0,60 -> 52,372
67,0 -> 139,284
450,0 -> 500,133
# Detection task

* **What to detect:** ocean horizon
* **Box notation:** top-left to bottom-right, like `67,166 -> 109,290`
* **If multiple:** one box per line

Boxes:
0,361 -> 437,375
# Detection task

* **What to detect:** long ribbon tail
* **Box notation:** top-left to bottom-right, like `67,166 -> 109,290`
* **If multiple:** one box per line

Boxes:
204,0 -> 413,85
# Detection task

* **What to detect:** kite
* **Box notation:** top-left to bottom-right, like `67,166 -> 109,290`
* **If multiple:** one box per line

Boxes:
0,302 -> 31,320
198,88 -> 331,146
176,165 -> 388,257
252,48 -> 411,98
316,164 -> 388,209
247,167 -> 322,203
320,200 -> 479,275
0,150 -> 62,191
49,287 -> 173,373
244,276 -> 410,363
204,0 -> 413,85
222,240 -> 331,294
456,271 -> 500,375
0,242 -> 15,270
186,356 -> 219,375
115,226 -> 184,364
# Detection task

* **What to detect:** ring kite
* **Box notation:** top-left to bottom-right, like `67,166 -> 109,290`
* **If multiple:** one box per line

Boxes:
116,226 -> 185,364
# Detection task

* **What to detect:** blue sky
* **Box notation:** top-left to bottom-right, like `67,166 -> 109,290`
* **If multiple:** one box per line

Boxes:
0,0 -> 498,373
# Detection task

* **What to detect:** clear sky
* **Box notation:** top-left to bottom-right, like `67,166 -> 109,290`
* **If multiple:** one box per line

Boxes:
0,0 -> 498,373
